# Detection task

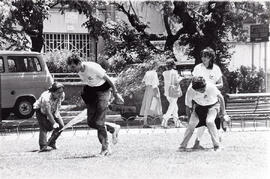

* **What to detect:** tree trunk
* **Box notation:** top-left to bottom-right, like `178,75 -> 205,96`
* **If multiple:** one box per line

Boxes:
30,33 -> 44,52
26,23 -> 44,53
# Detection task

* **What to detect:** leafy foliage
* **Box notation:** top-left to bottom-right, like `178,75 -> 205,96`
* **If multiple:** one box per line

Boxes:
115,53 -> 168,96
0,0 -> 51,52
43,49 -> 74,73
224,66 -> 265,93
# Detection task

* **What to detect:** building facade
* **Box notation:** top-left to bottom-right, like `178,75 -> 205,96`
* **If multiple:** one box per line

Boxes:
43,4 -> 115,61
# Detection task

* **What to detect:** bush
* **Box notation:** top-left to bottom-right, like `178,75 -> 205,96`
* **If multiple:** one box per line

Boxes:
43,49 -> 74,73
115,53 -> 169,96
224,65 -> 265,93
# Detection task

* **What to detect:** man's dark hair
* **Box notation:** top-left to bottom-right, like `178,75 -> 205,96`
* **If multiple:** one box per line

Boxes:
192,76 -> 206,90
66,54 -> 81,65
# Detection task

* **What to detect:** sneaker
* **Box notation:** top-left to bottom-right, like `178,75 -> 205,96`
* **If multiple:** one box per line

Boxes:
112,125 -> 121,145
99,146 -> 111,156
177,146 -> 186,152
161,125 -> 168,129
213,146 -> 220,152
39,146 -> 50,152
48,143 -> 57,150
175,120 -> 185,128
192,139 -> 204,150
192,145 -> 205,150
143,125 -> 151,128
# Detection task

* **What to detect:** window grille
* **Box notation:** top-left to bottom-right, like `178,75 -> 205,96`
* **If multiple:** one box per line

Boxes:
43,33 -> 96,61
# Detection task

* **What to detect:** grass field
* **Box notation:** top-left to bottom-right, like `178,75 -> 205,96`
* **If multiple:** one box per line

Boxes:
0,128 -> 270,179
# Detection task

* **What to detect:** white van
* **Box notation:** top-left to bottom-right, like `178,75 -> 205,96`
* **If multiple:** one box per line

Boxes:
0,51 -> 53,120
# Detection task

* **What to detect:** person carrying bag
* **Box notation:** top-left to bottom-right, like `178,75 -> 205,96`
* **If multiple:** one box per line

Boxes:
168,70 -> 182,98
162,60 -> 183,128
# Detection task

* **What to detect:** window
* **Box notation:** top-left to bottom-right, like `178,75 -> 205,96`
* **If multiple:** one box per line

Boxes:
0,57 -> 4,73
7,56 -> 42,73
43,33 -> 95,60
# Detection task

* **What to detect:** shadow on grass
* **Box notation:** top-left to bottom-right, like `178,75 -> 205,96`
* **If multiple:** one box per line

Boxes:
178,147 -> 213,152
27,149 -> 54,153
64,154 -> 101,159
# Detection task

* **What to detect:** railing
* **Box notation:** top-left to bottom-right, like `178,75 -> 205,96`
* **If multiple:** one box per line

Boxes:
51,73 -> 117,84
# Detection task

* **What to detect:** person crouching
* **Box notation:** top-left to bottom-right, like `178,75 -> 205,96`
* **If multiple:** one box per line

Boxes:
33,82 -> 65,151
178,77 -> 227,151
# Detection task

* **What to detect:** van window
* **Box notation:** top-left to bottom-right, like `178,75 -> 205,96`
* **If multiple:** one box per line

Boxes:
7,56 -> 42,72
0,57 -> 4,73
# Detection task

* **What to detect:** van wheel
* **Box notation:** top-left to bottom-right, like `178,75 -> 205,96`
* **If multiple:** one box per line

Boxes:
14,97 -> 35,119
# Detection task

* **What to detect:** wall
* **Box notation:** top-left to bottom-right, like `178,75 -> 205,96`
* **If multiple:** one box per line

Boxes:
228,41 -> 270,92
44,9 -> 88,33
116,2 -> 166,35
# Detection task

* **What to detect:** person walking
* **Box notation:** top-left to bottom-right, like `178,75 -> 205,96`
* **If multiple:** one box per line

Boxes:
140,70 -> 162,128
178,77 -> 227,151
192,47 -> 224,149
33,82 -> 65,152
162,59 -> 183,128
66,54 -> 122,156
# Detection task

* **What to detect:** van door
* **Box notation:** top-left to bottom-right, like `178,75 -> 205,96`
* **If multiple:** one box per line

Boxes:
0,56 -> 5,109
0,56 -> 14,109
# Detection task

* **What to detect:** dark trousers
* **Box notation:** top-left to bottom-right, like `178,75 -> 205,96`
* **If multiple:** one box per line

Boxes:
36,109 -> 64,148
86,90 -> 113,150
195,104 -> 221,129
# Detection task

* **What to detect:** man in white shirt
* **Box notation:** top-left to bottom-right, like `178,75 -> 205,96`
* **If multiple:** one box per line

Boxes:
178,77 -> 227,151
66,54 -> 122,156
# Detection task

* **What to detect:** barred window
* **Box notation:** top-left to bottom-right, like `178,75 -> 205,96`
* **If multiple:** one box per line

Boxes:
43,33 -> 96,61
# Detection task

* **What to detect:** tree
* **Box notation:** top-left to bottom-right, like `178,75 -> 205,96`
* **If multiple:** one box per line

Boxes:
113,1 -> 270,68
0,0 -> 51,52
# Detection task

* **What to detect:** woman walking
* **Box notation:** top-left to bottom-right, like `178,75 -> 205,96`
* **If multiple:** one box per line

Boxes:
162,59 -> 183,128
140,70 -> 162,128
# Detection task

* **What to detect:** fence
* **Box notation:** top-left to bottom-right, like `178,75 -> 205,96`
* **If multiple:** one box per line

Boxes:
1,112 -> 269,137
51,73 -> 117,84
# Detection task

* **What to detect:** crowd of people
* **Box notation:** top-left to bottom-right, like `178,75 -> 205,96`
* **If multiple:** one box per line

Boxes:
33,46 -> 229,156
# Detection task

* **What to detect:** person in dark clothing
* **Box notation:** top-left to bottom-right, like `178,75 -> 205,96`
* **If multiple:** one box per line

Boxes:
67,54 -> 122,156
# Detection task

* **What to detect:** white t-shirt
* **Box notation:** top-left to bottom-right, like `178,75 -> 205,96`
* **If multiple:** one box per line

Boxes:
192,63 -> 222,85
78,62 -> 106,87
185,83 -> 221,108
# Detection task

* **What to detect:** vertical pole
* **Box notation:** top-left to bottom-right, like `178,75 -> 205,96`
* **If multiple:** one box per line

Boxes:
265,42 -> 268,92
251,42 -> 254,69
95,39 -> 98,62
259,43 -> 261,68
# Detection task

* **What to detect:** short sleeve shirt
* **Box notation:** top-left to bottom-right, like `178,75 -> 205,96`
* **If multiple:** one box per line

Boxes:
33,91 -> 65,117
78,62 -> 106,87
185,83 -> 221,108
193,63 -> 222,85
162,69 -> 181,97
142,70 -> 159,88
